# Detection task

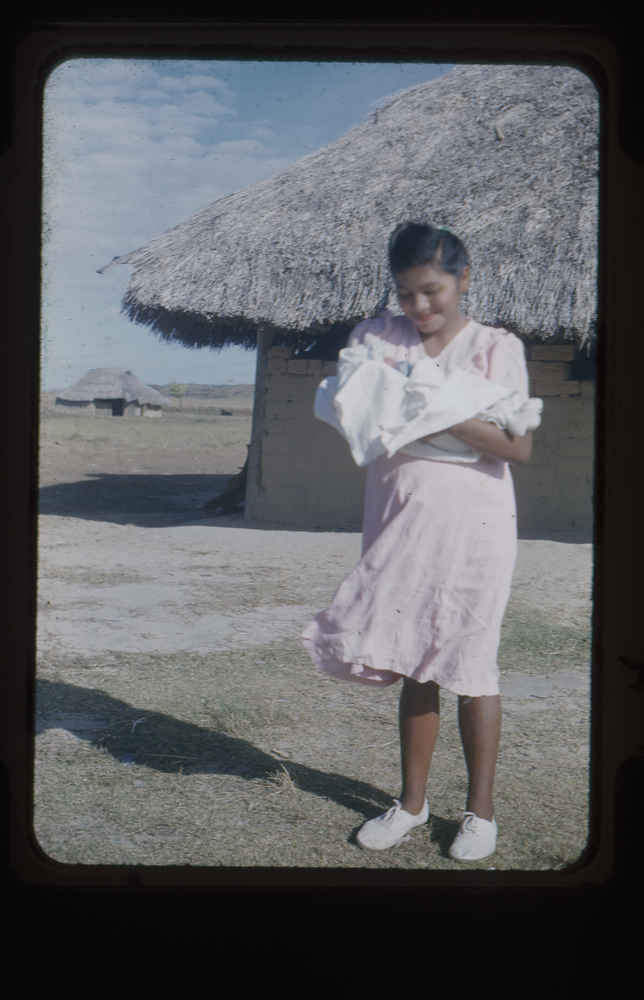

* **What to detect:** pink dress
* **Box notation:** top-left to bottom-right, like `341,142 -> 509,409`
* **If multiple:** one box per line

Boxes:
300,311 -> 530,698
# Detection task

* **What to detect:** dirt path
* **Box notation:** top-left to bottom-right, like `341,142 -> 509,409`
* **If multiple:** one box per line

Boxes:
37,513 -> 592,663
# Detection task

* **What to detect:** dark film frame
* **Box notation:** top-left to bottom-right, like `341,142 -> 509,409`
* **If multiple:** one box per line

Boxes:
1,16 -> 642,927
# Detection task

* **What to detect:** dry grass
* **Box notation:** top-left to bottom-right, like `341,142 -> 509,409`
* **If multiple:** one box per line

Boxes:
39,407 -> 253,456
265,765 -> 299,795
38,399 -> 253,520
34,619 -> 591,871
112,66 -> 597,351
34,399 -> 592,872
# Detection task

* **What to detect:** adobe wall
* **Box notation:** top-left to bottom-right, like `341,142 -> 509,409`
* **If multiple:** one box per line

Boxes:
55,399 -> 96,415
249,344 -> 595,539
512,344 -> 595,541
251,347 -> 366,530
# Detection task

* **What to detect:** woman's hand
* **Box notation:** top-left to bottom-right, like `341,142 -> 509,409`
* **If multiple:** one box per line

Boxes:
421,419 -> 532,465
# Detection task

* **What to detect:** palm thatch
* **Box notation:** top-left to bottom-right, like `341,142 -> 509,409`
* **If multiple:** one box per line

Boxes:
99,64 -> 598,350
56,369 -> 173,406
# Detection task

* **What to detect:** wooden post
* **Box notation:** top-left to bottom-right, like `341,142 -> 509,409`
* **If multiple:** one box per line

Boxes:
244,323 -> 275,521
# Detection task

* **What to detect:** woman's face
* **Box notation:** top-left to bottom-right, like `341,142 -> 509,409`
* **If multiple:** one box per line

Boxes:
394,261 -> 470,339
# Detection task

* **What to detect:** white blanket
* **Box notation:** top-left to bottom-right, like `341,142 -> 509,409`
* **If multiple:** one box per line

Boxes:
314,341 -> 543,467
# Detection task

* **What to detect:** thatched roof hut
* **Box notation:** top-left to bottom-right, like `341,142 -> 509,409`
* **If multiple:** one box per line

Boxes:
56,369 -> 173,417
99,63 -> 598,353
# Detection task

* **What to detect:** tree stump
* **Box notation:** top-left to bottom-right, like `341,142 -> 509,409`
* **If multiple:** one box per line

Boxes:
202,446 -> 249,515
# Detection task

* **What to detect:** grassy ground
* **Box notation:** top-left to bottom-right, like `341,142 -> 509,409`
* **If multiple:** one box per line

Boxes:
35,602 -> 590,871
40,396 -> 254,474
39,396 -> 253,521
34,398 -> 591,871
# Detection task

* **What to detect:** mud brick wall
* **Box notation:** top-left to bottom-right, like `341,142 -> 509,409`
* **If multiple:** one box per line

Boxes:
511,343 -> 595,540
250,343 -> 594,538
251,346 -> 367,529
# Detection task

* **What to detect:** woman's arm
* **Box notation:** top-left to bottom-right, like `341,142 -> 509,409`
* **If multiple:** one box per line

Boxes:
421,419 -> 533,465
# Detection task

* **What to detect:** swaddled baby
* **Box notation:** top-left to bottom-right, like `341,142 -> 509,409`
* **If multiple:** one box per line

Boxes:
315,339 -> 543,468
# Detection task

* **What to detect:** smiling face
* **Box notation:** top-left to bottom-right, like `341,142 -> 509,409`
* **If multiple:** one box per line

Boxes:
394,261 -> 470,342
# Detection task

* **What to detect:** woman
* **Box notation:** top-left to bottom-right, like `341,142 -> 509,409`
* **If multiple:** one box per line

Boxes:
301,222 -> 533,861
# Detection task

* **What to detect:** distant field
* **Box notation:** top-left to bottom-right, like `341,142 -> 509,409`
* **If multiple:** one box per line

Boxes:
39,390 -> 254,517
41,385 -> 255,417
150,383 -> 255,403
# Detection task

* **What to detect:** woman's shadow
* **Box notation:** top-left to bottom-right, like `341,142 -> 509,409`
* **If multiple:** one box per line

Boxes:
36,679 -> 457,855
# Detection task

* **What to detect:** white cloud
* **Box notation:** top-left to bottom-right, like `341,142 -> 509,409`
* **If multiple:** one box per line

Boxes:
40,57 -> 454,389
42,59 -> 297,271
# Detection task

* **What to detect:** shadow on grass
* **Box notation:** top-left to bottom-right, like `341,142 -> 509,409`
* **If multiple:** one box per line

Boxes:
38,474 -> 591,539
37,474 -> 362,532
36,679 -> 396,820
38,474 -> 234,527
427,815 -> 463,857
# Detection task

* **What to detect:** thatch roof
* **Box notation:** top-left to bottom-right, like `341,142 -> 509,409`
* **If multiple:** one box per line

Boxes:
56,369 -> 173,406
99,64 -> 598,349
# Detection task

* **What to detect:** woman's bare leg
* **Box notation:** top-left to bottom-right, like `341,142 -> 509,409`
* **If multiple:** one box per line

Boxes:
398,678 -> 440,816
457,695 -> 502,821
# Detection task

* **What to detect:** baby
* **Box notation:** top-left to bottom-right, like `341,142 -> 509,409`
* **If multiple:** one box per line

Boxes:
315,340 -> 543,468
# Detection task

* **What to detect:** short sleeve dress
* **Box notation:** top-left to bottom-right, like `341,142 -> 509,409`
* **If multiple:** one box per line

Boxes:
300,310 -> 530,698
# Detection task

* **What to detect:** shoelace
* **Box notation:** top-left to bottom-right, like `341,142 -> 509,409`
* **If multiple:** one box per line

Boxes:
373,800 -> 426,847
461,812 -> 478,832
380,800 -> 404,825
460,812 -> 494,834
380,800 -> 427,827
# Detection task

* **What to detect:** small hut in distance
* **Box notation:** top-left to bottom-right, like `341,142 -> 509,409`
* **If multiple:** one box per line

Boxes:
55,368 -> 174,417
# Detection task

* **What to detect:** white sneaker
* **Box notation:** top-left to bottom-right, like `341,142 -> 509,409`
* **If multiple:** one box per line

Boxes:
357,799 -> 429,851
448,812 -> 497,861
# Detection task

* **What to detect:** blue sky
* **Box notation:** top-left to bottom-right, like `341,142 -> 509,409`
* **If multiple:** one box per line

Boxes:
41,58 -> 455,391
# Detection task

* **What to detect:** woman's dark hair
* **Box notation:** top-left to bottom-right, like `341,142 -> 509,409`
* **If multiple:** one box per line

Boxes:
388,221 -> 470,279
